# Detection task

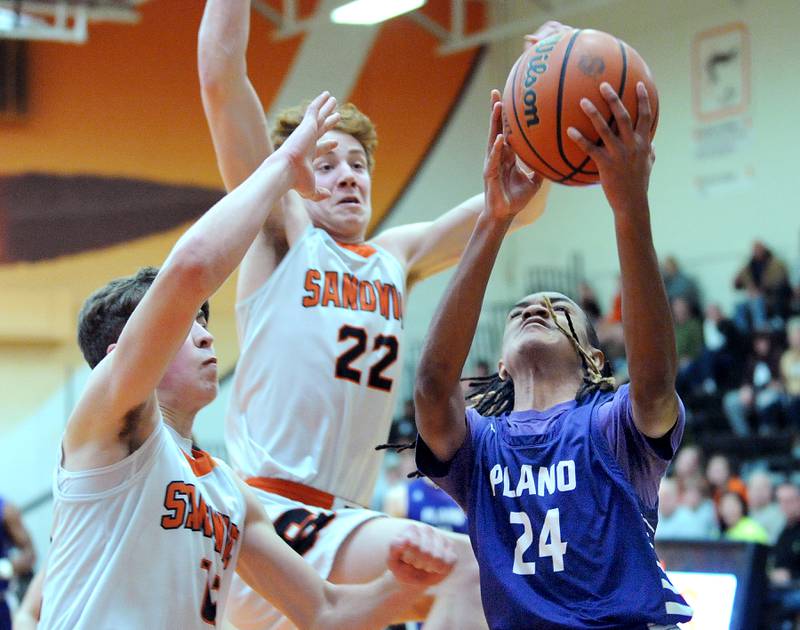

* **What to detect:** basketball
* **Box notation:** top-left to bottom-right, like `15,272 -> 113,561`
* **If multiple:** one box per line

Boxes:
502,28 -> 659,186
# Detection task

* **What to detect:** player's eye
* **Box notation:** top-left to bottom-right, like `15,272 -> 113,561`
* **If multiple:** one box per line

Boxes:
352,161 -> 365,171
509,310 -> 522,319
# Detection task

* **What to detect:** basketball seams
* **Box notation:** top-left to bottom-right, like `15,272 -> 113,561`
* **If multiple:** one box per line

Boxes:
555,30 -> 583,174
557,34 -> 629,185
507,48 -> 571,180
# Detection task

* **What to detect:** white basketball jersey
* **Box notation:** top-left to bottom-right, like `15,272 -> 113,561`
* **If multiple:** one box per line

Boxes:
40,423 -> 246,630
227,226 -> 406,506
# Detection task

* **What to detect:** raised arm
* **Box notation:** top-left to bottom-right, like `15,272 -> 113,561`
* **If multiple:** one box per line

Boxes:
13,568 -> 44,630
414,97 -> 543,461
63,95 -> 340,467
198,0 -> 310,301
234,481 -> 454,629
198,0 -> 270,191
568,82 -> 679,438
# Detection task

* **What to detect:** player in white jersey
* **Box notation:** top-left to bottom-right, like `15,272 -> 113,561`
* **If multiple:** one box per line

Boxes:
199,3 -> 555,627
35,94 -> 457,630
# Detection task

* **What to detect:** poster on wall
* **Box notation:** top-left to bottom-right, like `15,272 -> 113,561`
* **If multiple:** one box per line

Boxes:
690,22 -> 754,197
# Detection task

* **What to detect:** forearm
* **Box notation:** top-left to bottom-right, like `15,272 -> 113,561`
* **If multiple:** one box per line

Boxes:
416,214 -> 511,411
15,569 -> 44,629
613,203 -> 677,401
169,154 -> 291,296
198,0 -> 250,90
314,573 -> 421,630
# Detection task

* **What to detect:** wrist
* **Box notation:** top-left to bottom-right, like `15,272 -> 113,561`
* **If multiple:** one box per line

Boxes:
610,191 -> 650,219
477,210 -> 514,233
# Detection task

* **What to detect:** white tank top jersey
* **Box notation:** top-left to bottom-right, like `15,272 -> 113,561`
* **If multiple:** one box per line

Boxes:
227,226 -> 406,506
39,422 -> 246,630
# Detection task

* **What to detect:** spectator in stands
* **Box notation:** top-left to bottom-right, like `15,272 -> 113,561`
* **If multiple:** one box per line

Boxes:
706,453 -> 747,507
747,471 -> 786,544
473,359 -> 490,378
701,303 -> 746,391
733,240 -> 791,333
722,331 -> 784,435
772,483 -> 800,584
662,256 -> 701,313
672,297 -> 704,368
673,444 -> 704,494
389,398 -> 417,444
655,477 -> 717,540
718,490 -> 770,543
679,476 -> 720,540
0,496 -> 36,630
577,281 -> 603,325
597,276 -> 626,373
780,317 -> 800,430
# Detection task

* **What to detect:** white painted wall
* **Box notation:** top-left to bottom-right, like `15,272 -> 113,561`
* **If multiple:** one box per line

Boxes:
386,0 -> 800,368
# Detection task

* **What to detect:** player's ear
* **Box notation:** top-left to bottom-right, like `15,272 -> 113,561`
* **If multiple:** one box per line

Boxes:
498,360 -> 509,381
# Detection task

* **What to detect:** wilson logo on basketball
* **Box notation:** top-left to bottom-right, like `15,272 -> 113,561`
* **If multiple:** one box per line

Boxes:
160,481 -> 241,569
521,35 -> 564,128
302,269 -> 404,322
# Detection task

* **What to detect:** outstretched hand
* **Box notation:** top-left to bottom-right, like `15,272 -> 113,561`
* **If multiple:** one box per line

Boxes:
483,89 -> 544,222
567,82 -> 655,214
387,523 -> 457,589
524,20 -> 571,50
278,91 -> 341,201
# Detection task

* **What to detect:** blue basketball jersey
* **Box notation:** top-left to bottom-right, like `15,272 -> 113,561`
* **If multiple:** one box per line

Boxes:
0,498 -> 9,595
406,478 -> 468,534
419,389 -> 692,629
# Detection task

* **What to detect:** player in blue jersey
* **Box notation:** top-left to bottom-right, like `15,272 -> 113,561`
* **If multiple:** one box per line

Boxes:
0,497 -> 35,630
413,81 -> 694,629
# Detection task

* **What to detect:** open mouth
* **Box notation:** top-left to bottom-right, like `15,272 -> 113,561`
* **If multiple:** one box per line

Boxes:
337,196 -> 360,205
202,357 -> 218,367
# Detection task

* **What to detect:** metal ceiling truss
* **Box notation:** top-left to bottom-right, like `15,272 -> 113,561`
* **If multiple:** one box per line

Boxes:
0,1 -> 145,43
253,0 -> 622,54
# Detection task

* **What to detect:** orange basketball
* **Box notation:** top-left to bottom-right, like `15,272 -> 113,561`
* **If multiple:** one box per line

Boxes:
502,28 -> 659,186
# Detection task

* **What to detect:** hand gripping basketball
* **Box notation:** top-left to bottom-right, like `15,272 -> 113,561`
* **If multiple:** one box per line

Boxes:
387,523 -> 457,588
483,89 -> 543,222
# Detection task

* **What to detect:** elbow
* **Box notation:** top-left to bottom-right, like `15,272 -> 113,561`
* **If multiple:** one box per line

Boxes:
161,237 -> 215,298
197,46 -> 242,99
414,367 -> 452,411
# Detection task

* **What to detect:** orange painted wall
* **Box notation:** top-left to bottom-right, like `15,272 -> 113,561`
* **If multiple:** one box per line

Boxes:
1,0 -> 308,187
0,0 -> 484,428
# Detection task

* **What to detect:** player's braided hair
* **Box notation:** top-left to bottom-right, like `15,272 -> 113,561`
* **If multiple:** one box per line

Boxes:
464,295 -> 614,416
376,295 -> 615,470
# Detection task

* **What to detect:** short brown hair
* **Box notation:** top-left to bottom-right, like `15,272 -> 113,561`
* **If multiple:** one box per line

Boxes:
77,267 -> 210,369
271,102 -> 378,171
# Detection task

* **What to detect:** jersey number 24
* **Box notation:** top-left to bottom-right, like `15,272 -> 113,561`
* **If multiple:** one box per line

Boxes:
510,508 -> 568,575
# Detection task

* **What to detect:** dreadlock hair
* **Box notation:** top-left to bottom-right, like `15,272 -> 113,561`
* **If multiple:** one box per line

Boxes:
77,267 -> 210,369
463,295 -> 615,416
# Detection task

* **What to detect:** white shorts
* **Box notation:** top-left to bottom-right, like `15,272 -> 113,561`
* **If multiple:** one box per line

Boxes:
224,485 -> 384,630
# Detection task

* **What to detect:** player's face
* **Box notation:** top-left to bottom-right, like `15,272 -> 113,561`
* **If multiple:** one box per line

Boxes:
306,130 -> 372,243
500,292 -> 590,374
157,313 -> 218,412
